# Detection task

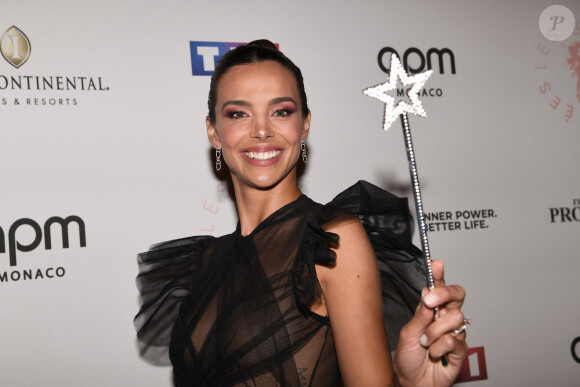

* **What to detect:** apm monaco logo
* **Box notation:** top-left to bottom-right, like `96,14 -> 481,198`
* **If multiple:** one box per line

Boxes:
455,346 -> 488,383
0,215 -> 86,283
0,25 -> 110,107
377,46 -> 456,98
0,26 -> 31,68
190,41 -> 279,76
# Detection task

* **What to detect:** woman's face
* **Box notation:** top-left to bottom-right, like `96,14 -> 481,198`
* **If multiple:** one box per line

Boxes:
207,60 -> 310,191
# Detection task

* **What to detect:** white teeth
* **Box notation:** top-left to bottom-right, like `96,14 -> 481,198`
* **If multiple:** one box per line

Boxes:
245,150 -> 281,160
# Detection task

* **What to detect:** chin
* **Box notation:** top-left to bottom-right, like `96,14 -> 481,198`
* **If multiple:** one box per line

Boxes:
248,177 -> 285,191
234,168 -> 297,192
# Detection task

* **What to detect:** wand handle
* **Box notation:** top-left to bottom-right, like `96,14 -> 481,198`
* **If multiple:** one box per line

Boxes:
400,112 -> 446,365
400,113 -> 434,290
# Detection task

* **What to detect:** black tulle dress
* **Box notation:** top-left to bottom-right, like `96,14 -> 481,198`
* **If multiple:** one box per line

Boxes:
135,181 -> 426,387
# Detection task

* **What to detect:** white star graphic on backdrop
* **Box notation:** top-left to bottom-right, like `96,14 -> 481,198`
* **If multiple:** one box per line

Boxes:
363,54 -> 433,130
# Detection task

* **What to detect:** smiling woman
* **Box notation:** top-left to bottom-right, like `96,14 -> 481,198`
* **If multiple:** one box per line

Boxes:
135,40 -> 468,387
206,60 -> 310,224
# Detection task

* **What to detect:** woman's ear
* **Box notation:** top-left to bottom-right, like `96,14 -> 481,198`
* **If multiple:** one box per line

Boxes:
302,109 -> 311,140
206,116 -> 221,148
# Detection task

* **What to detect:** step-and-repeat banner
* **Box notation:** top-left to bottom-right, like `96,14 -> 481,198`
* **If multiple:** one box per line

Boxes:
1,1 -> 579,386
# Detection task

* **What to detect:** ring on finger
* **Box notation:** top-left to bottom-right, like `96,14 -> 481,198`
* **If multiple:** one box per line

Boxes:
454,317 -> 471,334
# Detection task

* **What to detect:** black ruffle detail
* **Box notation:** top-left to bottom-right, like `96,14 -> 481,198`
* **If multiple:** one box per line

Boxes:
292,219 -> 338,315
134,179 -> 426,371
292,181 -> 426,350
134,235 -> 214,365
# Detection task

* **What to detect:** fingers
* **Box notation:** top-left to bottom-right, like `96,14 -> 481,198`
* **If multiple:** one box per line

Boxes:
401,283 -> 466,341
420,281 -> 469,366
432,259 -> 445,288
398,289 -> 439,346
420,308 -> 465,348
422,283 -> 465,311
427,332 -> 469,367
396,259 -> 469,383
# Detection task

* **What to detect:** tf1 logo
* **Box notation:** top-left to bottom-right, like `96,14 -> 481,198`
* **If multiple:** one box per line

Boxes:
189,41 -> 279,76
190,41 -> 244,76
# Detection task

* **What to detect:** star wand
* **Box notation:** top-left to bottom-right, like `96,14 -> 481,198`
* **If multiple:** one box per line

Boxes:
363,54 -> 437,307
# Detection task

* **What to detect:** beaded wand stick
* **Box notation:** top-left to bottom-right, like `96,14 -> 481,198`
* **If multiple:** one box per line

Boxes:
363,54 -> 436,309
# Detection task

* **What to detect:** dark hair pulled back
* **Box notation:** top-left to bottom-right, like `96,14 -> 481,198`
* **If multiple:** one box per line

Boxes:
207,39 -> 308,123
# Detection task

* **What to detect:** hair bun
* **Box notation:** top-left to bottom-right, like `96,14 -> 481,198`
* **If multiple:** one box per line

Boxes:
247,39 -> 278,51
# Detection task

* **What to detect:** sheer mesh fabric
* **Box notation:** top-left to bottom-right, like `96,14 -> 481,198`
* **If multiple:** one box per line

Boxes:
135,181 -> 426,387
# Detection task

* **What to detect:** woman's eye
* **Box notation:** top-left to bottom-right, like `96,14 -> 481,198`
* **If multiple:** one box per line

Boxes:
273,109 -> 289,117
230,111 -> 247,119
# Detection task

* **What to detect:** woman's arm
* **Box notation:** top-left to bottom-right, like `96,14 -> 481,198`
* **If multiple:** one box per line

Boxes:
316,217 -> 394,387
317,219 -> 468,387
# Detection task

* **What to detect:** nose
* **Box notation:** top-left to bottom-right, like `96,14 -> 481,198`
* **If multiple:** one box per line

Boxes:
251,117 -> 273,140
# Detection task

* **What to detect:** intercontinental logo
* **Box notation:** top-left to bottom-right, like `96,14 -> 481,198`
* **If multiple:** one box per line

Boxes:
0,26 -> 31,68
1,25 -> 110,107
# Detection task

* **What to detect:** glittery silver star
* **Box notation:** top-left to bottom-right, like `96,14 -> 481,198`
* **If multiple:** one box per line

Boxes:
363,54 -> 433,130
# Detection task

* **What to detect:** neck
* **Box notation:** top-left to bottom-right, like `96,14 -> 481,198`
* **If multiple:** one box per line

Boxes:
231,172 -> 302,236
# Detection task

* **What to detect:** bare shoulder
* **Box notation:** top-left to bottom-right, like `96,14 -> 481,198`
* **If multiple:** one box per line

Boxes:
315,213 -> 393,385
317,214 -> 378,287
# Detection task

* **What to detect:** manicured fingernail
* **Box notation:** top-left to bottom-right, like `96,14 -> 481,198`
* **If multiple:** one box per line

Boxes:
423,292 -> 438,307
419,334 -> 428,347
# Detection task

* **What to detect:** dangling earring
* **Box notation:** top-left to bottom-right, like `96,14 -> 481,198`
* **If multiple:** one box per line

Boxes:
300,140 -> 307,164
215,147 -> 222,171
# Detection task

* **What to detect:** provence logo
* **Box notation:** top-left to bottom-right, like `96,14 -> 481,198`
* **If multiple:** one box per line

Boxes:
0,26 -> 31,68
0,215 -> 86,283
549,199 -> 580,223
190,41 -> 245,75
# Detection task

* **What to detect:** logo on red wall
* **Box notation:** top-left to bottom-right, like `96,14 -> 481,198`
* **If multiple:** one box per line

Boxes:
455,346 -> 488,383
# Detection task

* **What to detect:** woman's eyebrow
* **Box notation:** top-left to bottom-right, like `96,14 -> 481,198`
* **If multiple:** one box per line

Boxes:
222,97 -> 297,110
269,97 -> 297,106
222,100 -> 250,110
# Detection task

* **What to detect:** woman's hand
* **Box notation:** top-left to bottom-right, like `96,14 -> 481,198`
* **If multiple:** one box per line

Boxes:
393,259 -> 468,387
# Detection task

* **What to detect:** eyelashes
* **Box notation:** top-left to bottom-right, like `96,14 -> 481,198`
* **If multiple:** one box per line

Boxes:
228,111 -> 248,119
272,108 -> 293,117
225,106 -> 295,119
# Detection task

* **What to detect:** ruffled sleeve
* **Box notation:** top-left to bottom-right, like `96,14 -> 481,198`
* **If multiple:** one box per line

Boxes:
134,235 -> 214,364
292,217 -> 339,316
295,181 -> 426,350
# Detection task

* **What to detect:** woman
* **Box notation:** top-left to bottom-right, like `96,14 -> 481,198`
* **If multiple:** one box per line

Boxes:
135,40 -> 468,386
